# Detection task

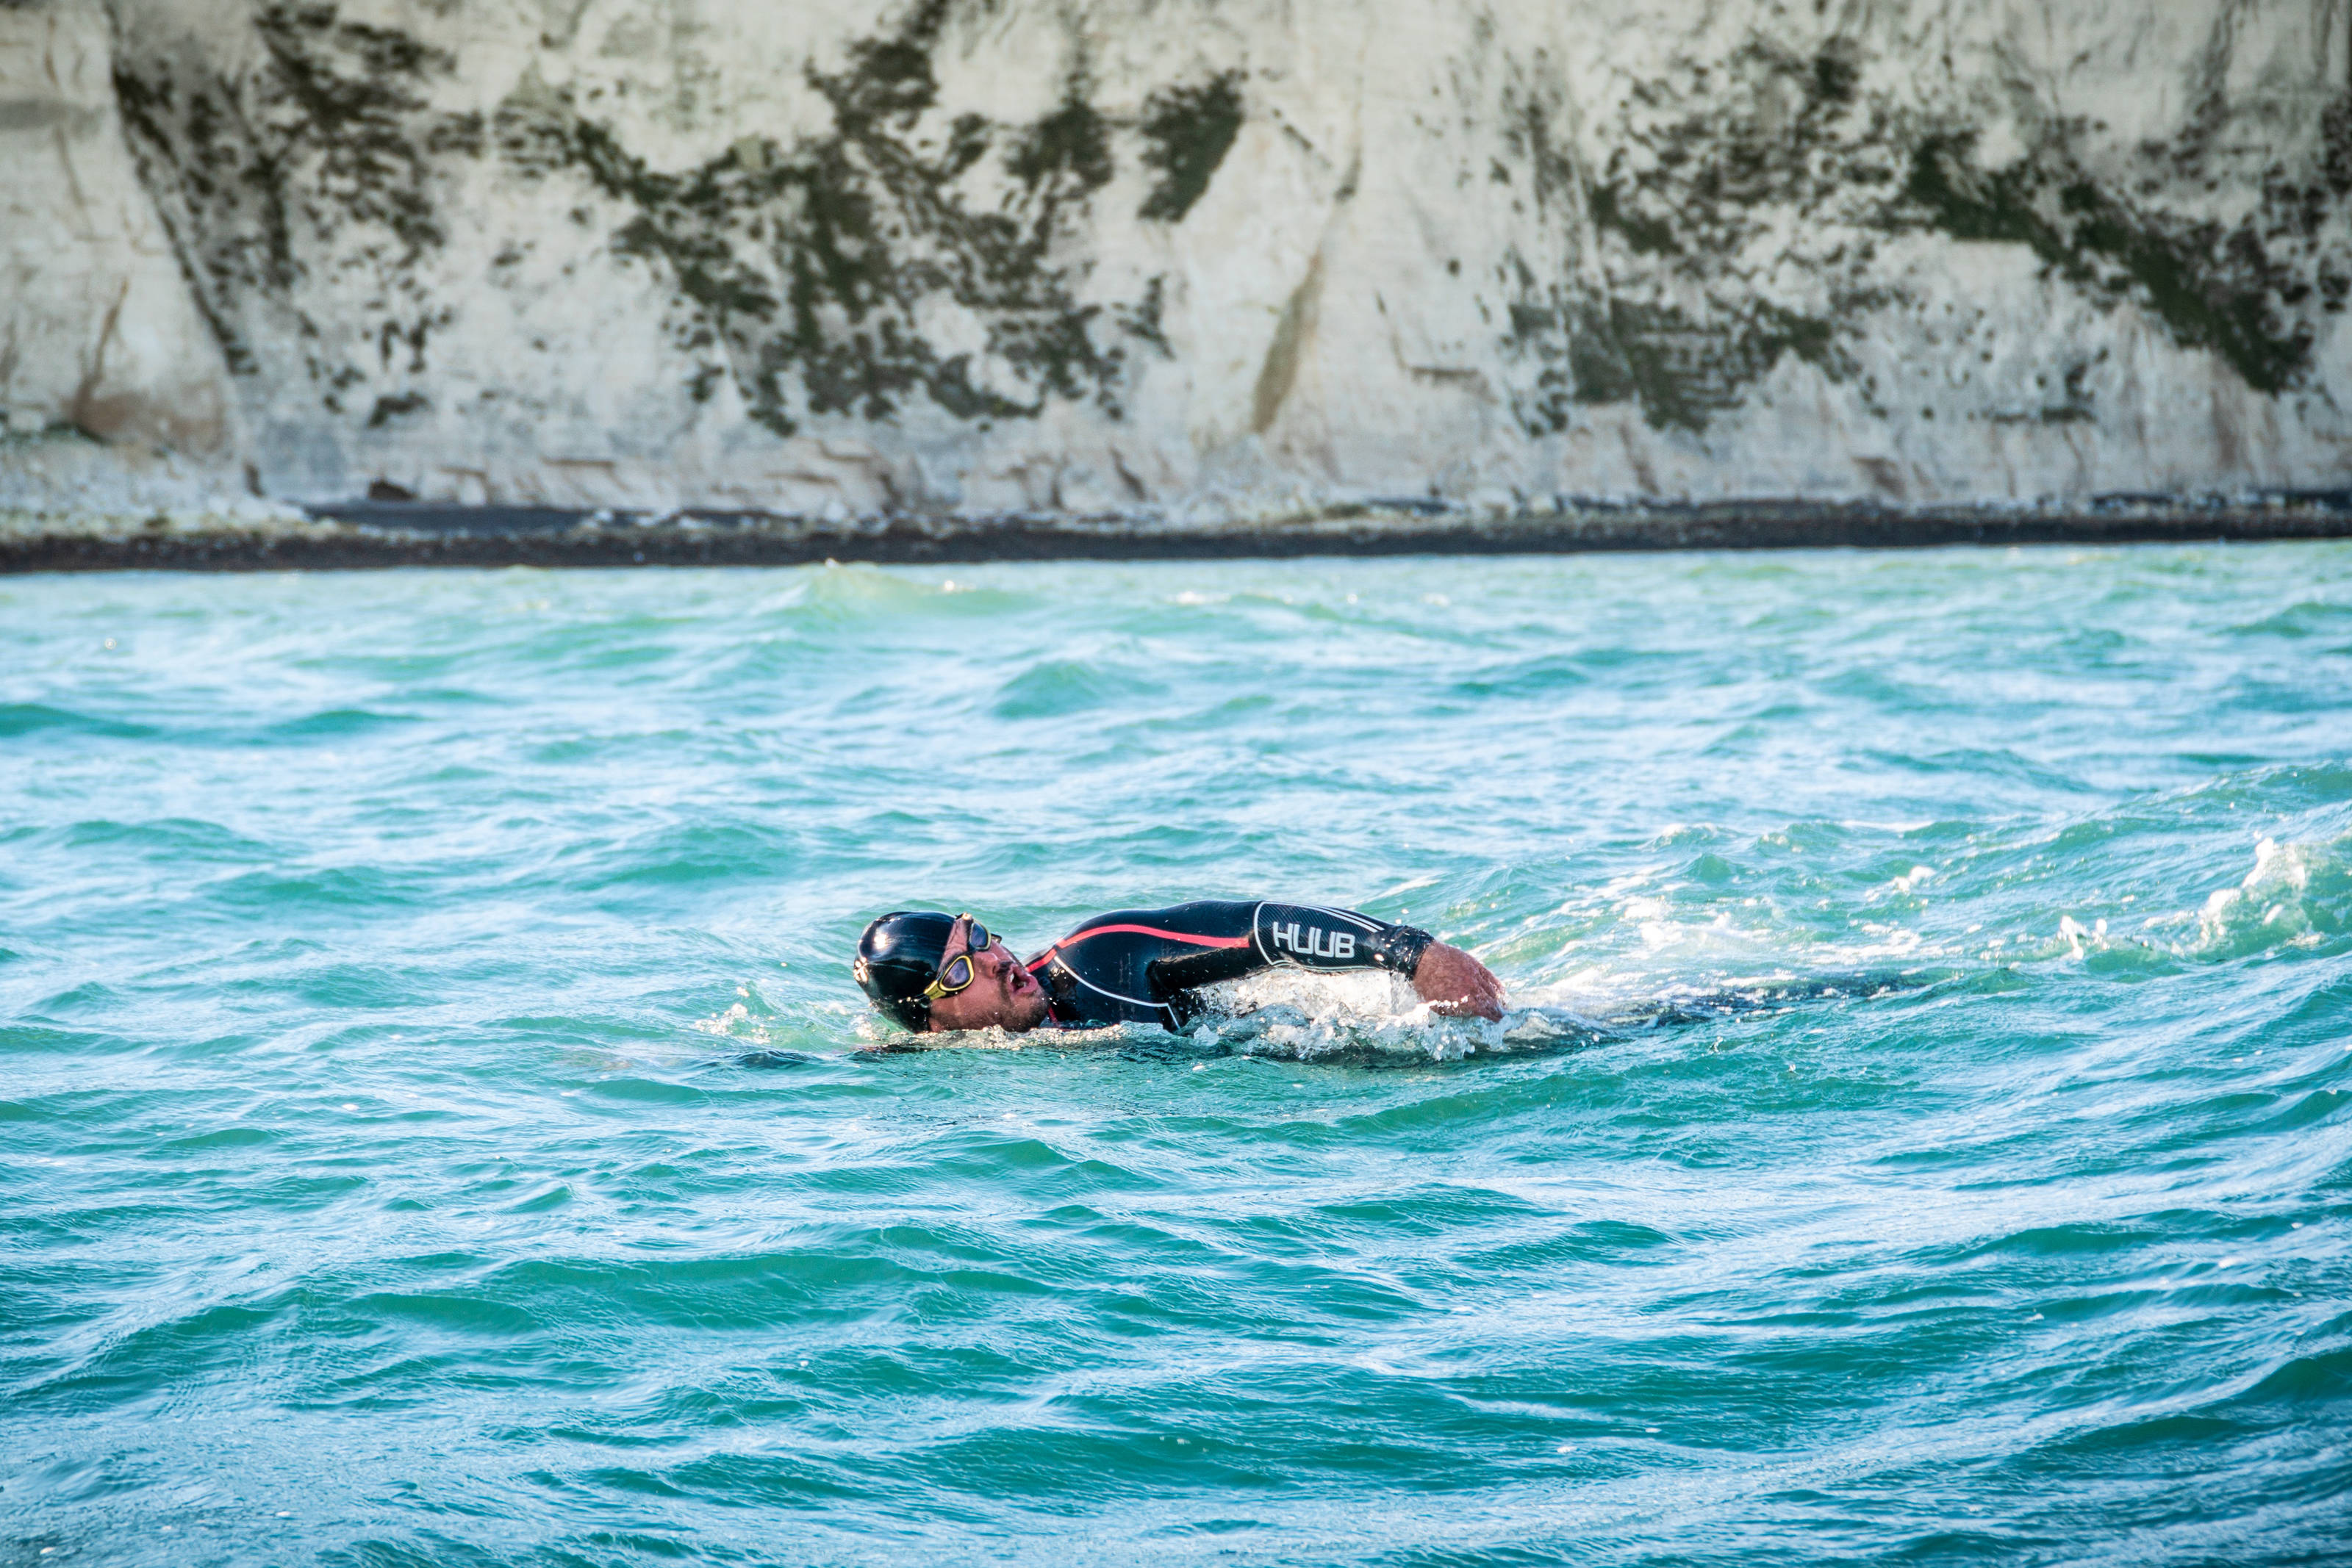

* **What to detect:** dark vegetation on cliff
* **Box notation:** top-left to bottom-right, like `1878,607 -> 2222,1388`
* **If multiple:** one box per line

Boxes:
1136,72 -> 1243,223
1519,32 -> 2352,436
497,0 -> 1142,435
1904,117 -> 2351,398
1510,37 -> 1887,436
113,0 -> 1246,442
115,1 -> 479,428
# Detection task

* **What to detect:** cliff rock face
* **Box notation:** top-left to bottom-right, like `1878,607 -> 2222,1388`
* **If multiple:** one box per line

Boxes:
1,0 -> 233,456
5,0 -> 2350,513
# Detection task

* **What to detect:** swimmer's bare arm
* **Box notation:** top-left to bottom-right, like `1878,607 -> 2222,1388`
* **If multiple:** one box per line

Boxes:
1413,942 -> 1505,1021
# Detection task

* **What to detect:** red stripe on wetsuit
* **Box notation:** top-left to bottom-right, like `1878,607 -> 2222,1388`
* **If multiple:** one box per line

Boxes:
1025,922 -> 1252,972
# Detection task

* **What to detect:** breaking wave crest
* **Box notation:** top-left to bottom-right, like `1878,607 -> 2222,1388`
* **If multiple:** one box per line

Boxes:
2190,834 -> 2352,960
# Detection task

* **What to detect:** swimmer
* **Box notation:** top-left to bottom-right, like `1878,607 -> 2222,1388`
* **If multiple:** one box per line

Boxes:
853,901 -> 1503,1035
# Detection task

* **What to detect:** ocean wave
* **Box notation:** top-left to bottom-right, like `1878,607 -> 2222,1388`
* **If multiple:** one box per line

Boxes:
11,554 -> 2352,1565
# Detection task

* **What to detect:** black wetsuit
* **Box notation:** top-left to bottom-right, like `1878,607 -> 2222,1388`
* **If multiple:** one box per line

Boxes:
1025,900 -> 1435,1032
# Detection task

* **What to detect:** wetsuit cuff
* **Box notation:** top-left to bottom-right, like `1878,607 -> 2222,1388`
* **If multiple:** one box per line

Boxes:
1371,925 -> 1435,978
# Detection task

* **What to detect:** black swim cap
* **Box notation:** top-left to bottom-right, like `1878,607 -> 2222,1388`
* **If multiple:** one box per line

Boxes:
853,910 -> 957,1032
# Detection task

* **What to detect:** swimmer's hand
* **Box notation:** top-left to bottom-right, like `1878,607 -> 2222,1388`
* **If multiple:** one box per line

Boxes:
1413,943 -> 1505,1021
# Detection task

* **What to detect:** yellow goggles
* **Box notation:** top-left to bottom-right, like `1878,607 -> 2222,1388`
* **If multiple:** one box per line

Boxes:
920,919 -> 996,1001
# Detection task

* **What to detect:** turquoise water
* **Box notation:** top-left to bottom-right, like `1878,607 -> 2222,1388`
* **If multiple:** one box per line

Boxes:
4,547 -> 2351,1565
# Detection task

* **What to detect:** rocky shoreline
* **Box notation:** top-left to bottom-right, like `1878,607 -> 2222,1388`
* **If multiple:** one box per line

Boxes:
7,495 -> 2350,572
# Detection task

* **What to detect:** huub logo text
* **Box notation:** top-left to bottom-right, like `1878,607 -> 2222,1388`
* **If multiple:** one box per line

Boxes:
1268,921 -> 1354,960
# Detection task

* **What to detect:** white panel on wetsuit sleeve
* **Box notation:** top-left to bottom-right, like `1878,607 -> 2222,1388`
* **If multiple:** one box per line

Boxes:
1256,904 -> 1385,969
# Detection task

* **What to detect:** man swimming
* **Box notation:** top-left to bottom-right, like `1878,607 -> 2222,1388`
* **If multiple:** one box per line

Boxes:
852,901 -> 1504,1035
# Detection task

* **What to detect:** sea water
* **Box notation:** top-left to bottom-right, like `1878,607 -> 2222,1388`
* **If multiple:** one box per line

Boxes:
3,546 -> 2349,1565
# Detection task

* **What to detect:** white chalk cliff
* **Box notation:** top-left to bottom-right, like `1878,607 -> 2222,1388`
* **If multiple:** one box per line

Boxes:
4,0 -> 2349,514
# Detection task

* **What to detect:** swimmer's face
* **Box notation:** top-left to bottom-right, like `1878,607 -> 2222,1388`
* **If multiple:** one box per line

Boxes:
927,913 -> 1050,1033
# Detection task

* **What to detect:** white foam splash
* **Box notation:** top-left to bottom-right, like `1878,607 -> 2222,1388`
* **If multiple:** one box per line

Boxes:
1185,968 -> 1556,1062
2190,832 -> 2351,959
